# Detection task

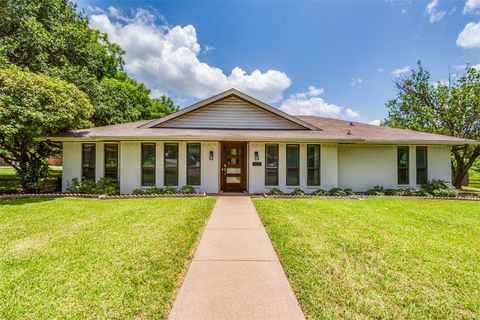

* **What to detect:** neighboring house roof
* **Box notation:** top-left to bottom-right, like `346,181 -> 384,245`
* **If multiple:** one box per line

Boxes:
49,89 -> 478,145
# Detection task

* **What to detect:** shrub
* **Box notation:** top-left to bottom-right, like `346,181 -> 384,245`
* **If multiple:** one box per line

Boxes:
385,188 -> 403,196
146,187 -> 164,194
179,185 -> 196,194
67,177 -> 119,195
366,185 -> 385,196
132,189 -> 146,195
415,189 -> 430,197
343,188 -> 356,196
290,188 -> 305,196
314,189 -> 327,196
421,180 -> 458,197
402,188 -> 418,196
164,186 -> 177,194
328,187 -> 346,196
269,188 -> 284,195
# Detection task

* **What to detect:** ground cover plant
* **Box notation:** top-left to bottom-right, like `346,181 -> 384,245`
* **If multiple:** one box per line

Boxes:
254,198 -> 480,319
0,197 -> 215,319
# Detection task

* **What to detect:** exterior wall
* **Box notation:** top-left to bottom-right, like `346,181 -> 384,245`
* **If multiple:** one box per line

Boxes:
62,140 -> 452,194
428,145 -> 452,182
62,142 -> 82,191
338,145 -> 399,191
156,97 -> 305,130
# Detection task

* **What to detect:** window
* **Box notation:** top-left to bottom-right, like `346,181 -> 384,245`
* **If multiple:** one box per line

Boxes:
397,146 -> 409,185
164,143 -> 178,186
286,144 -> 300,186
307,144 -> 321,186
265,144 -> 279,186
82,143 -> 96,180
187,143 -> 201,186
104,144 -> 118,180
416,146 -> 428,185
141,143 -> 156,186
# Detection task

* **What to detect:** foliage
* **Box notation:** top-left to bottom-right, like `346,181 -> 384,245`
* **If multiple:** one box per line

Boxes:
67,177 -> 118,195
366,185 -> 385,195
179,185 -> 196,194
290,188 -> 305,196
422,180 -> 458,198
313,189 -> 327,196
0,166 -> 62,194
254,198 -> 480,318
164,186 -> 177,194
0,66 -> 93,192
328,187 -> 346,196
0,197 -> 215,318
383,61 -> 480,188
385,188 -> 403,196
343,188 -> 356,196
269,187 -> 284,195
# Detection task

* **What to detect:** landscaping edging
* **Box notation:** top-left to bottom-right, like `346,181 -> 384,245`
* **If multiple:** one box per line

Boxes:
0,192 -> 207,200
262,193 -> 480,201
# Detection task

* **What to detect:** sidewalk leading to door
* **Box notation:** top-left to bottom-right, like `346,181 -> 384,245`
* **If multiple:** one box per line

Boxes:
169,196 -> 304,320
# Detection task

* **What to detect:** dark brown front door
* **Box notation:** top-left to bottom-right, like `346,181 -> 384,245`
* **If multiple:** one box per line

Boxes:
221,142 -> 247,192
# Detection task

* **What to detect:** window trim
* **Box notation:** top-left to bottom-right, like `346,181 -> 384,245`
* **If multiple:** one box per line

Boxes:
141,143 -> 156,187
286,144 -> 300,186
186,143 -> 201,186
164,143 -> 179,186
104,143 -> 119,181
397,146 -> 410,185
81,143 -> 96,181
416,146 -> 428,185
307,144 -> 321,187
265,144 -> 279,186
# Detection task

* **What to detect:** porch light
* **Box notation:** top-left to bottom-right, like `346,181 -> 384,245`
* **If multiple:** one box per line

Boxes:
254,151 -> 259,161
209,150 -> 214,160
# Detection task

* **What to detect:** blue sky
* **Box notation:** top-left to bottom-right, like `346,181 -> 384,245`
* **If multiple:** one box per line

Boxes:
75,0 -> 480,124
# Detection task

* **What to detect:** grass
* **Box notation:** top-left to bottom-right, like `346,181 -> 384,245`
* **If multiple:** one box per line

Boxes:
0,197 -> 215,319
0,166 -> 62,194
253,198 -> 480,319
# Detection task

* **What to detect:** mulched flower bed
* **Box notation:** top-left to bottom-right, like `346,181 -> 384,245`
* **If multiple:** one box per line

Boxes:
263,193 -> 480,201
0,192 -> 207,200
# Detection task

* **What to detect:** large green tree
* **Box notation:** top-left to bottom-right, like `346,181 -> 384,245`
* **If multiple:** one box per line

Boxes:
0,66 -> 93,192
383,61 -> 480,188
0,0 -> 178,126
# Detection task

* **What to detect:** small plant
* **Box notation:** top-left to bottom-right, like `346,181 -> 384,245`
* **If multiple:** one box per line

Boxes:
385,188 -> 403,196
402,188 -> 417,196
366,185 -> 385,196
95,178 -> 118,195
164,186 -> 177,194
132,189 -> 146,195
314,189 -> 327,196
328,187 -> 346,196
290,188 -> 305,196
343,188 -> 356,196
66,177 -> 119,195
421,180 -> 458,197
269,188 -> 284,195
179,185 -> 196,194
415,189 -> 430,197
146,187 -> 165,194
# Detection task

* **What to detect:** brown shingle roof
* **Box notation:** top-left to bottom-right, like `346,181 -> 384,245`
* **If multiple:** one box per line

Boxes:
50,116 -> 476,145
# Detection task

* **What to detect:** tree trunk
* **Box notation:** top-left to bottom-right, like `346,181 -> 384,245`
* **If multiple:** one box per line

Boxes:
452,164 -> 469,189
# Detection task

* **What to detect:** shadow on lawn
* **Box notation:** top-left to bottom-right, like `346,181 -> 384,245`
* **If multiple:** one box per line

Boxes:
0,197 -> 57,206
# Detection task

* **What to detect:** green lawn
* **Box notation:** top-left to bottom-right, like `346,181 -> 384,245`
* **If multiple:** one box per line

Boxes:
0,197 -> 215,319
0,166 -> 62,194
254,198 -> 480,319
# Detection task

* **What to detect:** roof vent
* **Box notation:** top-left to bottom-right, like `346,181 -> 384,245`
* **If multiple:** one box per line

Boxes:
349,121 -> 355,126
347,130 -> 352,135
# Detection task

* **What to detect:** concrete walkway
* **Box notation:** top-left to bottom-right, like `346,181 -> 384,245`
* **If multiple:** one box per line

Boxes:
169,196 -> 304,320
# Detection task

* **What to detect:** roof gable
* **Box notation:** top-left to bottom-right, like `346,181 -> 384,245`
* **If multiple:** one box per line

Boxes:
141,89 -> 319,130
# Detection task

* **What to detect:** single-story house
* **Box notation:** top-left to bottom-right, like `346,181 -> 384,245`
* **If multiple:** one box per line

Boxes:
49,88 -> 476,194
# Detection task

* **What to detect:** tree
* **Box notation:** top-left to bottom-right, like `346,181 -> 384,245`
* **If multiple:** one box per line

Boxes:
0,66 -> 93,192
383,61 -> 480,188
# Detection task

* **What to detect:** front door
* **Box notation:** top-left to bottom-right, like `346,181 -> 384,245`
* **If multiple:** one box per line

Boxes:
221,142 -> 247,192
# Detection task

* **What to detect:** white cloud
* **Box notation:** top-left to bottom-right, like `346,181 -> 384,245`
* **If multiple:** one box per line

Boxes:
456,22 -> 480,48
279,86 -> 360,120
426,0 -> 446,23
377,67 -> 384,73
401,8 -> 407,14
464,0 -> 480,14
89,8 -> 291,103
368,120 -> 381,126
87,5 -> 105,14
473,64 -> 480,69
391,66 -> 411,77
350,78 -> 363,86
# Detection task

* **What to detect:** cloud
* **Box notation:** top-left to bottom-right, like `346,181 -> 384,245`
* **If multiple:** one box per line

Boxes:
368,120 -> 381,126
473,64 -> 480,69
279,86 -> 360,120
464,0 -> 480,14
391,66 -> 411,77
401,8 -> 407,14
87,5 -> 105,14
426,0 -> 446,23
350,78 -> 363,86
456,22 -> 480,48
89,8 -> 291,103
377,67 -> 384,73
